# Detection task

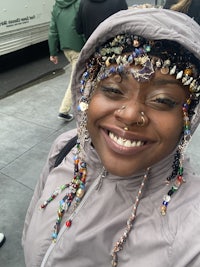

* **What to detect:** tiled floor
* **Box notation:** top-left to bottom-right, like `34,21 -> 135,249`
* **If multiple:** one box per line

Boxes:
0,65 -> 75,267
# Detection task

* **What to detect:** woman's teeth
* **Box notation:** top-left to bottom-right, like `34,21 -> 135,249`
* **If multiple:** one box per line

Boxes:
109,132 -> 144,147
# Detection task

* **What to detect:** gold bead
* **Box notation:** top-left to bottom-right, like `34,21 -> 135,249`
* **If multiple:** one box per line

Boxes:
160,205 -> 167,216
76,188 -> 85,198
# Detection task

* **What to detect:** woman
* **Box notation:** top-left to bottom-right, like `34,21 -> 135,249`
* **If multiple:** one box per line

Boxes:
22,7 -> 200,267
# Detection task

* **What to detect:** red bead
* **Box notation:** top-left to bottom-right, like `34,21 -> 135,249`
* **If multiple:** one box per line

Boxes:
177,175 -> 183,182
66,220 -> 72,228
81,177 -> 86,183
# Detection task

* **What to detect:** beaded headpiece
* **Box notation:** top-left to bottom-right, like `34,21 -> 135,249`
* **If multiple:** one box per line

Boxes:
78,34 -> 200,117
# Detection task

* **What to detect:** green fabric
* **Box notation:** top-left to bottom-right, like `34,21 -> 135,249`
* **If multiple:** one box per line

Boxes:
48,0 -> 85,55
56,0 -> 77,8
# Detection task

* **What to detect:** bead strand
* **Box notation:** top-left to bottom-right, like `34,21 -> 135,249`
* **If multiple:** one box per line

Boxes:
40,184 -> 69,209
111,167 -> 150,267
40,141 -> 87,242
51,159 -> 87,242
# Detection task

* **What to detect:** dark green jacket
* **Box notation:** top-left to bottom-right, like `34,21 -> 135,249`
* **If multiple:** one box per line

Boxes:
48,0 -> 85,56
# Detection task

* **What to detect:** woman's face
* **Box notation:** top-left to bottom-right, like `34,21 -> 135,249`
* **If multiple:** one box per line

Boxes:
86,68 -> 189,176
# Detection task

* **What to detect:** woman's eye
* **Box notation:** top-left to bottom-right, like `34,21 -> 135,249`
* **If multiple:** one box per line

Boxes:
100,86 -> 123,97
146,97 -> 178,110
154,98 -> 177,107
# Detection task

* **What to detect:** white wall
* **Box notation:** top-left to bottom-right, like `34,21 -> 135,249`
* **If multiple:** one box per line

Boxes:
0,0 -> 54,55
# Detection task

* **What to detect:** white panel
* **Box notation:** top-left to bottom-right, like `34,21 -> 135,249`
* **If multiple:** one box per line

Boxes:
0,0 -> 55,55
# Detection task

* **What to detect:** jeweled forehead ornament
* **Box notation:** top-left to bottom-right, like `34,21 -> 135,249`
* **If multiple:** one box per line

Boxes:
78,34 -> 200,114
97,35 -> 154,83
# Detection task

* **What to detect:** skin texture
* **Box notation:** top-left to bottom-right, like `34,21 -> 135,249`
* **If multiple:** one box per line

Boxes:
87,69 -> 189,177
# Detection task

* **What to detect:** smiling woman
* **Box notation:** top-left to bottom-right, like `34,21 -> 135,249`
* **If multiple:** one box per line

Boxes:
87,69 -> 188,177
22,7 -> 200,267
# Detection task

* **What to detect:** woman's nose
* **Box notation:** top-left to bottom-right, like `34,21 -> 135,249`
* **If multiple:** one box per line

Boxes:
114,102 -> 148,127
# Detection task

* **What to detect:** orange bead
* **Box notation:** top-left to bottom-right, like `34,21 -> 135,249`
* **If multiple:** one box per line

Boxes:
184,68 -> 193,76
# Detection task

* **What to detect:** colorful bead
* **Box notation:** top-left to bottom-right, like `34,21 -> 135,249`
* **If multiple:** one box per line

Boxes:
76,188 -> 85,198
184,68 -> 193,76
160,205 -> 167,216
52,233 -> 58,240
66,220 -> 72,228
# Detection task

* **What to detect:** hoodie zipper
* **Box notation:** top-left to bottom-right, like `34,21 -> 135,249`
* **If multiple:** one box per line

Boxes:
41,168 -> 106,267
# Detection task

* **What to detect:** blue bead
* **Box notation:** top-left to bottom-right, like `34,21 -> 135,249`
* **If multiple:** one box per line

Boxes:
80,184 -> 85,189
184,129 -> 191,135
52,233 -> 57,239
135,48 -> 140,56
128,55 -> 133,63
81,162 -> 86,168
60,200 -> 64,205
109,67 -> 116,74
83,72 -> 89,78
162,201 -> 168,206
75,197 -> 81,202
117,65 -> 124,73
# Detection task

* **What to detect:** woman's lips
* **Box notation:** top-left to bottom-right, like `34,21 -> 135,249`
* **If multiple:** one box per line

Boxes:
109,131 -> 145,148
101,128 -> 150,156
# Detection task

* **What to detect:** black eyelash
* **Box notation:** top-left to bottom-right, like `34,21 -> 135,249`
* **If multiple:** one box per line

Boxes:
155,98 -> 177,107
101,86 -> 122,94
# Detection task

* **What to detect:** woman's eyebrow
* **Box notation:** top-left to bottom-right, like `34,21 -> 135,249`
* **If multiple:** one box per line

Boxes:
152,78 -> 183,87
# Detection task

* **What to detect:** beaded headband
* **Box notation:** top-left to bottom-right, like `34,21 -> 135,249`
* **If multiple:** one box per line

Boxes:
78,34 -> 200,120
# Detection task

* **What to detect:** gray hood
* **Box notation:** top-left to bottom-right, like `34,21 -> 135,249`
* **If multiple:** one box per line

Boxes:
72,7 -> 200,135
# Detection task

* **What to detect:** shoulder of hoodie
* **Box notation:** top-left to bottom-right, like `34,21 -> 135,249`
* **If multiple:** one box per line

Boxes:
49,128 -> 78,157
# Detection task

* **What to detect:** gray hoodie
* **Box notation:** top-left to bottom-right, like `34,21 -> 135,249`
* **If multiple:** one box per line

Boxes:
22,8 -> 200,267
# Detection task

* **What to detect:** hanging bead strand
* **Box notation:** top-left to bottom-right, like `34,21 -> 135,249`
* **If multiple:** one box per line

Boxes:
40,140 -> 87,242
160,158 -> 185,216
111,167 -> 150,267
40,183 -> 69,209
160,102 -> 190,215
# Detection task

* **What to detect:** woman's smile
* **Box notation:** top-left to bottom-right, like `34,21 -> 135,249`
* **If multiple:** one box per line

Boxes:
109,131 -> 145,147
101,127 -> 149,156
